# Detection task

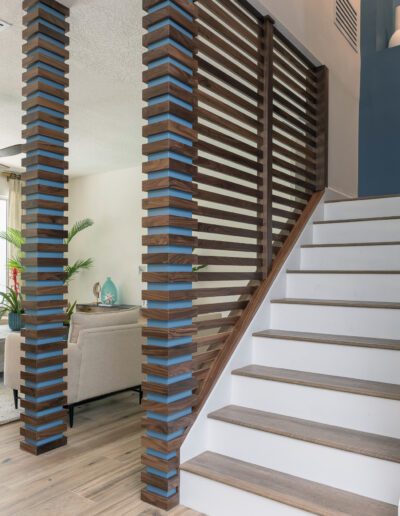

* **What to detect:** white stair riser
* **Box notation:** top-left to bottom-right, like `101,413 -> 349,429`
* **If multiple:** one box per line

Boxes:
301,245 -> 400,270
271,303 -> 400,339
208,419 -> 400,504
180,471 -> 309,516
286,273 -> 400,301
324,198 -> 400,220
252,337 -> 400,384
313,219 -> 400,244
232,376 -> 400,438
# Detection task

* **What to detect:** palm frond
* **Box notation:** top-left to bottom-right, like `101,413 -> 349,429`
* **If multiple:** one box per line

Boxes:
8,255 -> 24,272
65,258 -> 94,282
66,218 -> 94,244
0,228 -> 25,249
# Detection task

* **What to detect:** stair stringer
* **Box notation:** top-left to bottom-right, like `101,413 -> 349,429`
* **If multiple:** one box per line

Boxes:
180,195 -> 326,465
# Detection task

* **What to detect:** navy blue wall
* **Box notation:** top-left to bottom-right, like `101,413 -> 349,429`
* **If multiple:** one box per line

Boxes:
359,0 -> 400,196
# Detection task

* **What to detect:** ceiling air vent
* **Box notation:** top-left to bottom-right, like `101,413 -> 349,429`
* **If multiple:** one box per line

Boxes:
0,19 -> 11,33
335,0 -> 358,52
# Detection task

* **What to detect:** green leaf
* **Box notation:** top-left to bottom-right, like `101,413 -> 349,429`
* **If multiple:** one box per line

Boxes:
0,228 -> 25,249
65,258 -> 94,283
0,287 -> 23,314
66,218 -> 94,245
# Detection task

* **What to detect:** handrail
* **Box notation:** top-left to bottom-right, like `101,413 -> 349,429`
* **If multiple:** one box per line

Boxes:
141,0 -> 329,509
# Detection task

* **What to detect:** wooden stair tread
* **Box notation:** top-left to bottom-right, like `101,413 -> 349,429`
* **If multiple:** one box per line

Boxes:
252,329 -> 400,350
302,241 -> 400,248
181,451 -> 398,516
286,269 -> 400,274
325,194 -> 400,203
271,298 -> 400,309
232,365 -> 400,400
208,405 -> 400,463
314,215 -> 400,224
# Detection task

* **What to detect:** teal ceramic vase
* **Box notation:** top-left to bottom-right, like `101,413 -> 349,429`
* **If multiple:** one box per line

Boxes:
8,312 -> 23,331
101,277 -> 118,305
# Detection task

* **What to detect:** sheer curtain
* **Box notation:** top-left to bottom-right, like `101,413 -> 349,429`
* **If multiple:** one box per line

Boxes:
7,176 -> 22,265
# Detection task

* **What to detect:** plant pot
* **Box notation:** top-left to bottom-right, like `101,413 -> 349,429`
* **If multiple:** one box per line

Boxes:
8,312 -> 23,332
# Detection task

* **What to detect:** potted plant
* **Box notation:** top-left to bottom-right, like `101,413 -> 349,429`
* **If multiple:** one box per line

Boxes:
0,268 -> 23,331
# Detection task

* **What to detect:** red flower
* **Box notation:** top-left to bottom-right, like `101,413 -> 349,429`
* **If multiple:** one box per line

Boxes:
11,267 -> 19,296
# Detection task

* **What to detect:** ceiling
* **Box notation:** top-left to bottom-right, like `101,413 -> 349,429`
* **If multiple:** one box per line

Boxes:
0,0 -> 143,176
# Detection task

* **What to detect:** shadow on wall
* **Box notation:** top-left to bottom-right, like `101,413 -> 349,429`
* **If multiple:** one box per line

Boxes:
359,0 -> 400,196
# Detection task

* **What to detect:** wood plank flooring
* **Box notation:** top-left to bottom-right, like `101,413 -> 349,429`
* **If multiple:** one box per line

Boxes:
0,392 -> 202,516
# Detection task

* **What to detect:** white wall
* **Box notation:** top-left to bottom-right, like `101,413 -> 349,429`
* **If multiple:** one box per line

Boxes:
68,166 -> 143,306
0,176 -> 8,197
251,0 -> 361,197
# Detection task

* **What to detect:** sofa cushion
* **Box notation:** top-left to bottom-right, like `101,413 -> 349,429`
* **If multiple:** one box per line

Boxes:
69,308 -> 140,343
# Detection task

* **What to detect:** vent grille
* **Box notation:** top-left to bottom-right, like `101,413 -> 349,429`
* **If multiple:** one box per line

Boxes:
335,0 -> 358,52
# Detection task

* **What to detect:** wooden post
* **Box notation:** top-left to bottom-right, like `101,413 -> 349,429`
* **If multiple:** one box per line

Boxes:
315,65 -> 329,191
260,17 -> 275,275
141,0 -> 198,510
20,0 -> 70,454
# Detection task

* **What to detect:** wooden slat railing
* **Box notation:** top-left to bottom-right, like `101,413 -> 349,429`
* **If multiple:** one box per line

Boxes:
141,0 -> 328,509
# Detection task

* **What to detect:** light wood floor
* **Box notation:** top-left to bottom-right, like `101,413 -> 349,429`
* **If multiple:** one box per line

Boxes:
0,393 -> 203,516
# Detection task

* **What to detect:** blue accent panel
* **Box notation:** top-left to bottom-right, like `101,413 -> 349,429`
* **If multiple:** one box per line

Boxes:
147,448 -> 177,460
27,48 -> 65,62
26,351 -> 63,359
26,420 -> 64,432
27,91 -> 64,105
147,207 -> 192,217
27,60 -> 65,75
148,188 -> 192,200
28,2 -> 66,20
27,135 -> 65,145
25,392 -> 64,403
147,428 -> 184,441
26,281 -> 64,287
148,0 -> 193,22
147,390 -> 192,403
28,33 -> 65,49
26,379 -> 64,388
148,354 -> 192,365
27,76 -> 64,89
148,114 -> 193,128
148,75 -> 193,92
26,104 -> 65,116
26,295 -> 63,301
26,193 -> 64,202
27,164 -> 65,173
147,373 -> 192,384
148,246 -> 192,254
147,319 -> 192,328
148,299 -> 192,308
148,19 -> 193,39
148,226 -> 192,236
148,132 -> 193,146
147,467 -> 177,479
25,336 -> 66,346
147,485 -> 177,498
148,38 -> 192,57
26,434 -> 64,447
148,151 -> 193,163
27,149 -> 65,158
148,93 -> 193,111
148,56 -> 192,75
27,120 -> 65,131
26,365 -> 63,374
148,281 -> 192,289
147,408 -> 191,421
25,406 -> 64,418
27,178 -> 66,188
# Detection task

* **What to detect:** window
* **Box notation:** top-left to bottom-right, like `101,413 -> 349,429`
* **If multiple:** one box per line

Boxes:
0,197 -> 7,292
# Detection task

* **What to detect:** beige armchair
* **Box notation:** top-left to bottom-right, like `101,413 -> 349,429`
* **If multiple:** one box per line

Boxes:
4,307 -> 144,426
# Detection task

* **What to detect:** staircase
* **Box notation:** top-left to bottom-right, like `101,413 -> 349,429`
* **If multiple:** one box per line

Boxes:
180,196 -> 400,515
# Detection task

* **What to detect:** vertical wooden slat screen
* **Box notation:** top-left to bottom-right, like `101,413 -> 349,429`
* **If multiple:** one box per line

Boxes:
20,0 -> 69,455
142,0 -> 328,509
141,0 -> 198,510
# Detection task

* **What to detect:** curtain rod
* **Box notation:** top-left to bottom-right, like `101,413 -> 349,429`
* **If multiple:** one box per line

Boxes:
1,171 -> 22,180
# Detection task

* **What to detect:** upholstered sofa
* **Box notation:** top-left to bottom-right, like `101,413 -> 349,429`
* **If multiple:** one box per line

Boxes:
4,307 -> 143,426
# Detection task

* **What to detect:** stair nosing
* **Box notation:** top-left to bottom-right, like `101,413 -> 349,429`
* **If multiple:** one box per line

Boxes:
314,215 -> 400,225
181,451 -> 398,516
270,298 -> 400,309
302,241 -> 400,248
325,194 -> 400,203
208,405 -> 400,464
286,269 -> 400,274
232,365 -> 400,401
252,329 -> 400,350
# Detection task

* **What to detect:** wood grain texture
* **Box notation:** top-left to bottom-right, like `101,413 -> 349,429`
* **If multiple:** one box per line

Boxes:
181,451 -> 397,516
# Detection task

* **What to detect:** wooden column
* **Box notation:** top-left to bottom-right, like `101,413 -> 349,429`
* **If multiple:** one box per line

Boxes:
20,0 -> 69,455
141,0 -> 198,510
